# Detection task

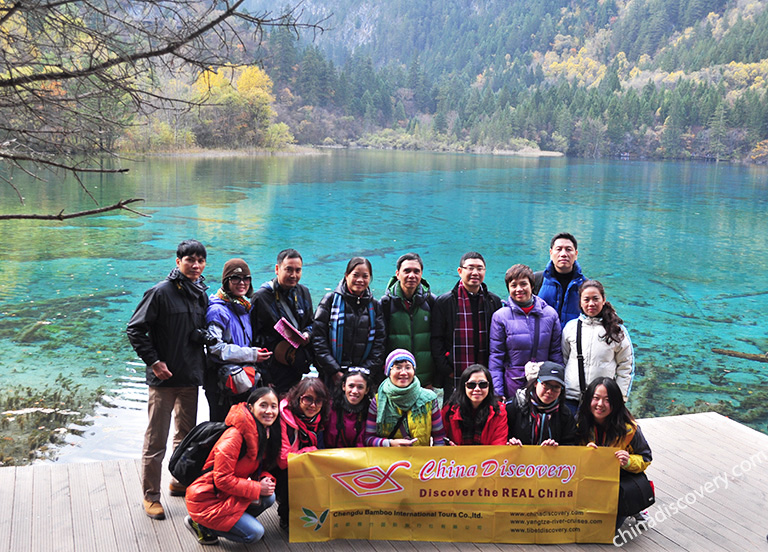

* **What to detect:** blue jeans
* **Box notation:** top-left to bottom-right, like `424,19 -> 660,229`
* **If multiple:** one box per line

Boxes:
210,493 -> 276,543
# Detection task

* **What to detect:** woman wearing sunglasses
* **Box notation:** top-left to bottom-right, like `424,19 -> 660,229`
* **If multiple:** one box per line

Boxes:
275,377 -> 328,531
205,259 -> 272,422
326,367 -> 374,448
441,364 -> 508,446
506,361 -> 576,447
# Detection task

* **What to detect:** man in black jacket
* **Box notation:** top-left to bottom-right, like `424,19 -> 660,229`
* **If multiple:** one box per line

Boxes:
127,239 -> 209,520
430,251 -> 502,397
251,248 -> 314,394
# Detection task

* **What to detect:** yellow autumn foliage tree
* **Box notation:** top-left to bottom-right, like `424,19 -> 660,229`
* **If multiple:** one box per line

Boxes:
543,47 -> 606,88
749,140 -> 768,164
193,65 -> 281,148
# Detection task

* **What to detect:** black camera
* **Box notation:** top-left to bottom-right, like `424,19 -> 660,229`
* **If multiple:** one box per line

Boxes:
191,327 -> 218,346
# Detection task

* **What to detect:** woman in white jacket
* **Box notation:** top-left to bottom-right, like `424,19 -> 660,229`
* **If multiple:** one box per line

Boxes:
561,280 -> 634,415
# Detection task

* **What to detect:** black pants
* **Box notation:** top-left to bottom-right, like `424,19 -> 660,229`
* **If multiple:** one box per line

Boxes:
204,386 -> 249,422
275,467 -> 289,522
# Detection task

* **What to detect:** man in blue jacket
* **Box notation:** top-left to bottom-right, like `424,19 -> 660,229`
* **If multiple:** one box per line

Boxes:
127,239 -> 209,520
535,232 -> 587,328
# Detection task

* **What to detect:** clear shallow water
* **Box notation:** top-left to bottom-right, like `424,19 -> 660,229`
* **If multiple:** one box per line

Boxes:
1,150 -> 767,460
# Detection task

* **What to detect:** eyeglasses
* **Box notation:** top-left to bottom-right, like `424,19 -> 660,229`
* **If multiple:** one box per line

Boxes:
300,395 -> 323,407
460,265 -> 486,273
228,275 -> 252,284
465,381 -> 489,390
347,366 -> 371,375
538,381 -> 562,392
390,363 -> 414,372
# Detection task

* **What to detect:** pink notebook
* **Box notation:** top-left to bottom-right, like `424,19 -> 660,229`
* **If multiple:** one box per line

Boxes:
274,317 -> 308,348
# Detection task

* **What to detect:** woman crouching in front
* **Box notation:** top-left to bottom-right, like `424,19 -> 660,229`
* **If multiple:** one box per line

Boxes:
276,377 -> 329,531
185,387 -> 281,545
326,367 -> 374,448
364,349 -> 445,447
441,364 -> 508,446
506,361 -> 577,447
577,376 -> 652,528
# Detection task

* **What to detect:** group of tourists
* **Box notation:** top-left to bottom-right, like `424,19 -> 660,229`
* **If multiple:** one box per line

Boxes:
126,232 -> 649,546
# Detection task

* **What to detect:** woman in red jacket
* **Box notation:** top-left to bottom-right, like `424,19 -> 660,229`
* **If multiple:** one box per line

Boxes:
441,364 -> 508,445
184,387 -> 281,545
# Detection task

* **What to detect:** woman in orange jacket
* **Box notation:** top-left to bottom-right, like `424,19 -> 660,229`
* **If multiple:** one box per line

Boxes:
184,387 -> 281,545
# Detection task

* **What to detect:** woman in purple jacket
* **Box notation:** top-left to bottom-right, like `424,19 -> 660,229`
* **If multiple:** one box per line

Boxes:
489,264 -> 563,400
325,367 -> 373,448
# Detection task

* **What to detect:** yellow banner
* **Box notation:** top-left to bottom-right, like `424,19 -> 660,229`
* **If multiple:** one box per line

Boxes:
288,445 -> 619,544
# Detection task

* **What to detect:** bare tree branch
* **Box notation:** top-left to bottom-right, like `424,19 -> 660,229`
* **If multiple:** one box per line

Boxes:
0,1 -> 251,89
0,0 -> 324,219
0,172 -> 25,203
3,153 -> 129,174
0,198 -> 147,220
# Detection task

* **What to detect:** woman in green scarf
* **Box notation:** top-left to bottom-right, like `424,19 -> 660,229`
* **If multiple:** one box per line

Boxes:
364,349 -> 446,446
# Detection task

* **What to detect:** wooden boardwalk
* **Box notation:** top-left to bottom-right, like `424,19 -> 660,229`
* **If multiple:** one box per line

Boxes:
1,412 -> 767,552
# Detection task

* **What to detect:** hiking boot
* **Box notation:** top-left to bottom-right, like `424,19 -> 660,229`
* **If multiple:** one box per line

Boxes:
143,499 -> 165,520
185,515 -> 219,545
169,481 -> 187,496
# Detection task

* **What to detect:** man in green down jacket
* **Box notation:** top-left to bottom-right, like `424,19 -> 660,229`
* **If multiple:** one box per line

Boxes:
380,253 -> 436,388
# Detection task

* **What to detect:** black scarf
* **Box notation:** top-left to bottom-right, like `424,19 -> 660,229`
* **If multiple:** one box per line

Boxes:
528,388 -> 561,445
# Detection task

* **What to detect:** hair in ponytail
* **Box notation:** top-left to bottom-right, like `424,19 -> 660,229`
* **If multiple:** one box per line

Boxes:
579,280 -> 624,345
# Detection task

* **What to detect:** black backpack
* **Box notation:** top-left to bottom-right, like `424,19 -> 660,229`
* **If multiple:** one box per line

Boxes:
168,421 -> 246,486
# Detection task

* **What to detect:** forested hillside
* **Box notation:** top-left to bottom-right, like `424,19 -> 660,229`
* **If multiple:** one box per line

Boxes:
238,0 -> 768,161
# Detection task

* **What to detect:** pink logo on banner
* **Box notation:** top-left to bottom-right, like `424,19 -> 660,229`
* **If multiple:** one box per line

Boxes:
332,461 -> 411,497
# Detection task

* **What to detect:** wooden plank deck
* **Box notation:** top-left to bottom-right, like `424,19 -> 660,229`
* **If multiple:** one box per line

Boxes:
2,412 -> 767,552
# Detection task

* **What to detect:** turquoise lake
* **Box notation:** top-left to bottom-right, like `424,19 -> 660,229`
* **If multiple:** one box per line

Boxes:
1,149 -> 767,460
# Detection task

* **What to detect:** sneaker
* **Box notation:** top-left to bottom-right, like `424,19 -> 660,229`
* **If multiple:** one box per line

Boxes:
634,510 -> 650,525
169,481 -> 187,497
142,499 -> 165,520
185,515 -> 219,545
279,516 -> 289,531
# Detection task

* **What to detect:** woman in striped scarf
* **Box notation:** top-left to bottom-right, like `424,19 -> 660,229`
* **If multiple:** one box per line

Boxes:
313,257 -> 386,387
506,361 -> 577,447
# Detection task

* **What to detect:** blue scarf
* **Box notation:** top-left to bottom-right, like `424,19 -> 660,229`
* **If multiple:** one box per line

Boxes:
330,285 -> 376,364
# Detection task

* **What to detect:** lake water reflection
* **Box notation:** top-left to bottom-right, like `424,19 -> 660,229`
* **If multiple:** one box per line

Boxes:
1,149 -> 767,460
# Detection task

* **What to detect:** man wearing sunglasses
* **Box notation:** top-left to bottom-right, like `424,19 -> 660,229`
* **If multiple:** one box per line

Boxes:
127,239 -> 209,521
251,249 -> 315,394
431,251 -> 502,396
